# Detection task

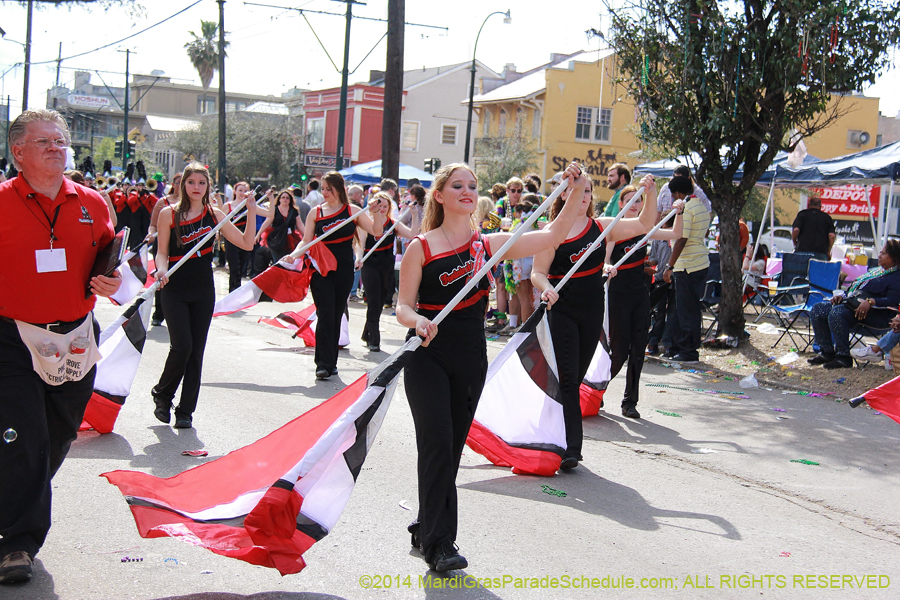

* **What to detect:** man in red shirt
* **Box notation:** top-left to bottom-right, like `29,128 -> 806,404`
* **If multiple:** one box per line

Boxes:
0,109 -> 121,584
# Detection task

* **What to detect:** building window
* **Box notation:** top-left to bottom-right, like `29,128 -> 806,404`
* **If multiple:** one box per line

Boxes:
441,124 -> 457,146
594,108 -> 612,143
532,109 -> 542,138
482,110 -> 492,136
401,121 -> 419,152
197,96 -> 216,114
498,109 -> 508,136
575,106 -> 593,140
306,118 -> 325,148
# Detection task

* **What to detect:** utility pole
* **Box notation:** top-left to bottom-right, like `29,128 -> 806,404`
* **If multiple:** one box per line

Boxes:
217,0 -> 227,193
22,0 -> 33,112
120,49 -> 130,172
380,0 -> 403,183
334,0 -> 359,172
52,42 -> 61,109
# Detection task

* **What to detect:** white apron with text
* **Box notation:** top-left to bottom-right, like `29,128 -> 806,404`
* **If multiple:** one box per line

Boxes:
15,313 -> 101,385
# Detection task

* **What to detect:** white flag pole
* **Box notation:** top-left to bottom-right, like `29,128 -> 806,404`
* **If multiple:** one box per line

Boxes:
356,206 -> 413,270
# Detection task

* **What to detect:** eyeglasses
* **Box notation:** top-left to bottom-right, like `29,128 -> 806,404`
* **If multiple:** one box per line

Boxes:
508,189 -> 523,193
24,137 -> 69,149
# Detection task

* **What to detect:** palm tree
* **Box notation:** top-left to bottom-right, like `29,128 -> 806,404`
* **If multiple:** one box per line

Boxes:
184,20 -> 228,90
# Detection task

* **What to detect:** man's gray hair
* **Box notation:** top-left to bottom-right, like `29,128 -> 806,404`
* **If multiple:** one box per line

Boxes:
347,184 -> 364,196
8,109 -> 71,169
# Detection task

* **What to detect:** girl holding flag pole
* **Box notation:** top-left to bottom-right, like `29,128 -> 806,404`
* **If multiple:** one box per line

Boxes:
300,171 -> 385,380
530,175 -> 659,470
151,163 -> 257,429
396,162 -> 587,572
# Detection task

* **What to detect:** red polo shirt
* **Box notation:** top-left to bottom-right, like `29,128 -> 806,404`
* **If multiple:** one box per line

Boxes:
0,175 -> 115,323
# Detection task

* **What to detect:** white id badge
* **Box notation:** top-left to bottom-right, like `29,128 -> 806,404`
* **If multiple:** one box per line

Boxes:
36,248 -> 67,273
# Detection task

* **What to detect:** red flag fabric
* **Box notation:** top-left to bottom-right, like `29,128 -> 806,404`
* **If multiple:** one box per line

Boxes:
103,342 -> 414,575
258,306 -> 317,347
858,376 -> 900,425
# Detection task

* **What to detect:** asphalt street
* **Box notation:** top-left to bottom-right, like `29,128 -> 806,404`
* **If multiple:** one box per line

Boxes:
6,270 -> 900,600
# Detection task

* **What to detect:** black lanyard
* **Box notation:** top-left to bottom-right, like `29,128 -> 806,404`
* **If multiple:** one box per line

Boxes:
18,189 -> 63,249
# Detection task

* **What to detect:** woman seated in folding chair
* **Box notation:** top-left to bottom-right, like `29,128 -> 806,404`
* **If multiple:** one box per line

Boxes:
808,239 -> 900,369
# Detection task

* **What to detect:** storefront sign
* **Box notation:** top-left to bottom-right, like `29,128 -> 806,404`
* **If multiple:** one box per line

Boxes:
833,219 -> 875,245
812,184 -> 881,217
67,95 -> 111,109
304,154 -> 351,169
550,147 -> 619,178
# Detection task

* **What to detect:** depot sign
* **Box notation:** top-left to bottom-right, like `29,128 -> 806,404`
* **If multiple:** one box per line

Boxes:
811,184 -> 881,216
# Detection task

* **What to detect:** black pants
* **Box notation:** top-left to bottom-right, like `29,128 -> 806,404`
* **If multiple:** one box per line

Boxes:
150,240 -> 165,323
225,239 -> 251,293
404,330 -> 487,562
310,265 -> 354,372
648,282 -> 675,348
608,276 -> 651,407
0,317 -> 98,558
153,284 -> 215,420
671,267 -> 708,360
360,253 -> 393,347
548,305 -> 603,460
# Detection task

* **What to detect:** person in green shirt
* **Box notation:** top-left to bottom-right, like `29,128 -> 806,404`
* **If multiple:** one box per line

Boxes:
602,163 -> 631,216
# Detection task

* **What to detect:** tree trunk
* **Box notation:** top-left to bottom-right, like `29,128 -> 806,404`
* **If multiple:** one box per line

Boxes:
716,195 -> 746,338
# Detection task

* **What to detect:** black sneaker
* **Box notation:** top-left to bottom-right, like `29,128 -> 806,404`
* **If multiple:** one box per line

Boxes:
823,355 -> 853,369
153,396 -> 171,424
367,344 -> 381,352
151,318 -> 162,327
315,368 -> 331,380
559,456 -> 579,470
669,353 -> 699,364
808,353 -> 835,365
0,551 -> 33,584
622,405 -> 641,419
662,348 -> 677,359
173,417 -> 192,429
429,540 -> 467,572
409,524 -> 423,553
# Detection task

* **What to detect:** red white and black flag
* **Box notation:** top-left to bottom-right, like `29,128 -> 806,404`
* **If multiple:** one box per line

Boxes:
213,245 -> 336,317
102,339 -> 416,575
466,305 -> 566,477
109,243 -> 150,306
850,376 -> 900,425
258,304 -> 349,348
80,294 -> 152,433
580,287 -> 611,416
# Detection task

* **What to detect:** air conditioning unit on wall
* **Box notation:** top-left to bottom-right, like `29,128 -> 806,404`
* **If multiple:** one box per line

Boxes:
849,131 -> 871,146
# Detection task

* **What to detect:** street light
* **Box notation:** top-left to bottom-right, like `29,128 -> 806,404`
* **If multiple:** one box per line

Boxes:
463,9 -> 511,165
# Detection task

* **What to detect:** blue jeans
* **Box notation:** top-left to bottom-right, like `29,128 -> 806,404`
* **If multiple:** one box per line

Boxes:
877,330 -> 900,352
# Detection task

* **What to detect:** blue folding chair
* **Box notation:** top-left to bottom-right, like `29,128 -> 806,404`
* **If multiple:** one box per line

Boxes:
755,252 -> 814,322
770,259 -> 841,350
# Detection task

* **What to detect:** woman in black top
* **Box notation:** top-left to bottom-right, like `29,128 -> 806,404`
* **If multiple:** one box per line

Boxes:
356,191 -> 418,352
396,162 -> 587,572
297,171 -> 384,380
152,163 -> 257,429
257,188 -> 304,263
531,176 -> 660,469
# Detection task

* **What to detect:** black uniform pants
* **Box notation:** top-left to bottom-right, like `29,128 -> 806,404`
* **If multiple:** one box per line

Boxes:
310,266 -> 354,372
0,317 -> 98,558
150,240 -> 165,323
548,304 -> 603,460
225,239 -> 251,293
608,276 -> 651,407
404,334 -> 487,562
360,253 -> 393,347
153,285 -> 215,420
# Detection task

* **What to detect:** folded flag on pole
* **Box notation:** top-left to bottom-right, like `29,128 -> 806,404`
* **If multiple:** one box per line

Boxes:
80,295 -> 152,433
110,244 -> 150,306
580,286 -> 611,417
466,305 -> 565,477
849,376 -> 900,425
213,245 -> 336,317
102,338 -> 417,575
258,305 -> 350,348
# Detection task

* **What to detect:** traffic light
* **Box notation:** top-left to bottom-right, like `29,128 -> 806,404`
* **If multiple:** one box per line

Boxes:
126,140 -> 136,159
299,164 -> 309,182
290,163 -> 300,182
114,140 -> 123,159
424,158 -> 433,174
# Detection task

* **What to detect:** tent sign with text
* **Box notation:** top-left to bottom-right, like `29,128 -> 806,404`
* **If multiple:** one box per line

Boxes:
812,184 -> 881,217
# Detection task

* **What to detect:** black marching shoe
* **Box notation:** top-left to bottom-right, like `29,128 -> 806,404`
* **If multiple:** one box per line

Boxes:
0,551 -> 33,584
823,355 -> 853,369
622,405 -> 641,419
429,540 -> 468,572
560,456 -> 579,470
408,523 -> 423,553
807,352 -> 835,365
173,417 -> 192,429
153,397 -> 172,424
315,368 -> 331,380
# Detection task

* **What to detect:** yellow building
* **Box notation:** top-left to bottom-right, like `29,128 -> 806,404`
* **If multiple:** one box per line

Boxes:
471,50 -> 881,217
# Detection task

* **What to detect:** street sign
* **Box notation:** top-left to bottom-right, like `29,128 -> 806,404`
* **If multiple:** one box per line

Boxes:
303,154 -> 351,169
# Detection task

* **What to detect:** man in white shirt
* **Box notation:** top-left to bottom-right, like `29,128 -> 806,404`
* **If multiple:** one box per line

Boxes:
304,179 -> 324,207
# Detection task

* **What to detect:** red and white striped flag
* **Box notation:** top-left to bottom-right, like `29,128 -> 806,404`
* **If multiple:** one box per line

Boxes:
80,294 -> 151,433
102,340 -> 416,575
109,244 -> 150,306
258,305 -> 350,348
466,306 -> 566,476
213,245 -> 336,317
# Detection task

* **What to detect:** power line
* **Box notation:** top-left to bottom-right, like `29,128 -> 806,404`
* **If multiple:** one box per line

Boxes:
27,0 -> 204,66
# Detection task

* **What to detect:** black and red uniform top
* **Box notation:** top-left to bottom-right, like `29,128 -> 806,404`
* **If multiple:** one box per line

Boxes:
315,203 -> 354,265
223,200 -> 247,230
547,218 -> 606,313
0,175 -> 115,323
414,231 -> 492,324
165,206 -> 217,291
364,217 -> 395,255
609,234 -> 649,289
